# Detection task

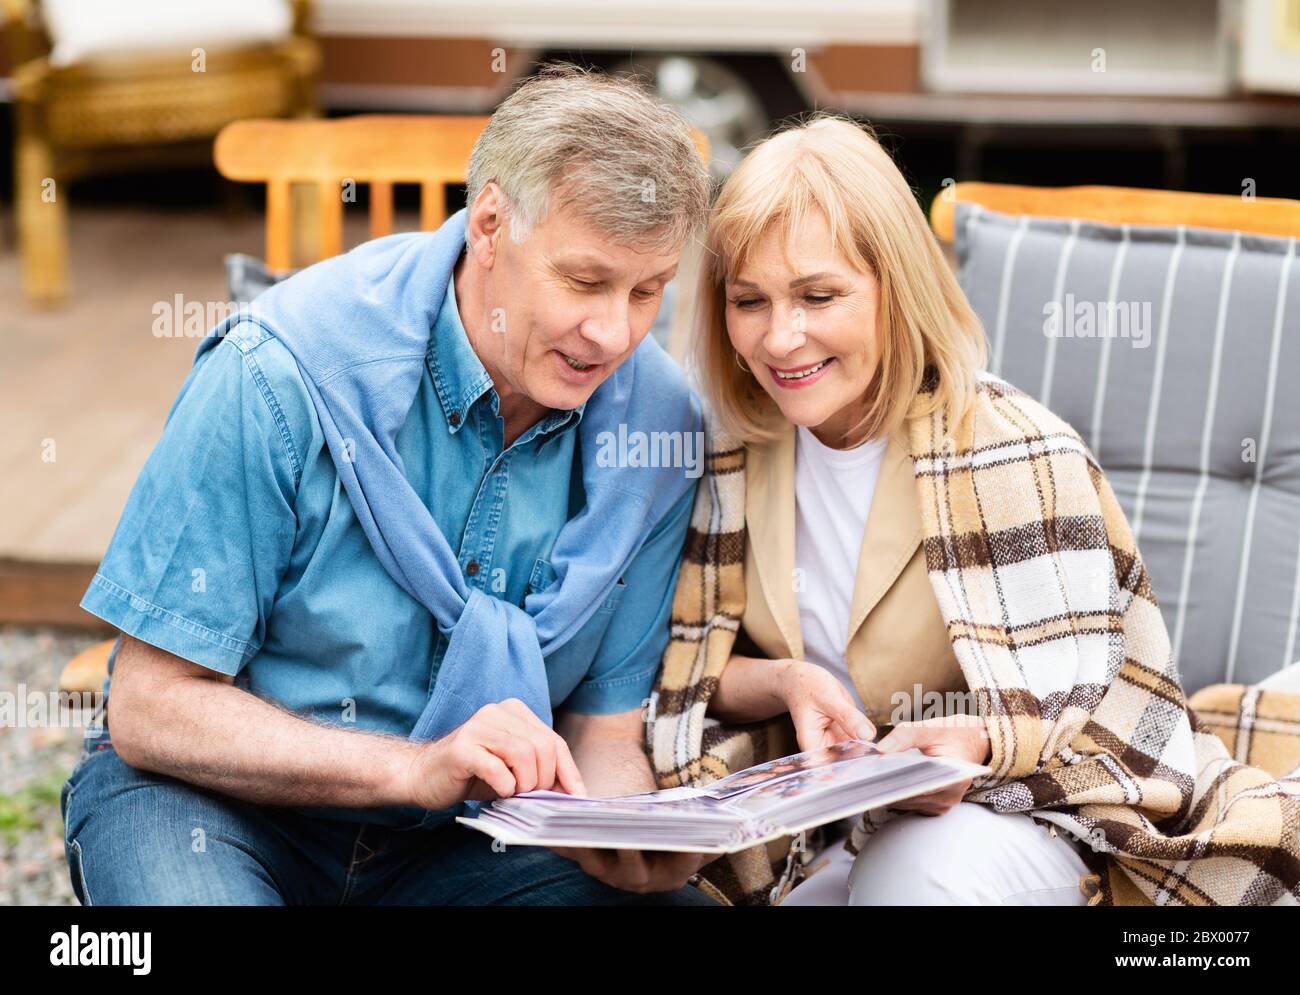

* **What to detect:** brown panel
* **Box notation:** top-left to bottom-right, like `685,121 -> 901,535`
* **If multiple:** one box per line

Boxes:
808,45 -> 921,96
319,36 -> 525,89
0,560 -> 112,630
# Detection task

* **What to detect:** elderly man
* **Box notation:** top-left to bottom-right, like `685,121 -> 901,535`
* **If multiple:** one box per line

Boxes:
61,66 -> 718,906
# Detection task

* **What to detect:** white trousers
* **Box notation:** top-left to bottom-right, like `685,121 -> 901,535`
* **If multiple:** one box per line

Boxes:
779,802 -> 1096,906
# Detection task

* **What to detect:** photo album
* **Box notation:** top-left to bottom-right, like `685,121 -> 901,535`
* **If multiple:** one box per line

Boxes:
456,739 -> 991,853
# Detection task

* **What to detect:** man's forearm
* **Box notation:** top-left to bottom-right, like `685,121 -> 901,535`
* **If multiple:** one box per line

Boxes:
111,663 -> 420,810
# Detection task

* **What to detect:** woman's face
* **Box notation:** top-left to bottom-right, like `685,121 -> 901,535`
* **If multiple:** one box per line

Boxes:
723,210 -> 882,447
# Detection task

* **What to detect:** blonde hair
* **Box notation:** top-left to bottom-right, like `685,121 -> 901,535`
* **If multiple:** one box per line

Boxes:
693,114 -> 987,444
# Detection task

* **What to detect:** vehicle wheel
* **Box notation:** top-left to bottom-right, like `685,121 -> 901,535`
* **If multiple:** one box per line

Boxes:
608,54 -> 772,178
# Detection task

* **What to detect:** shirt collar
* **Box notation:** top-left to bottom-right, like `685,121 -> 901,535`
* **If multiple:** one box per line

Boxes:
427,255 -> 491,431
427,250 -> 586,440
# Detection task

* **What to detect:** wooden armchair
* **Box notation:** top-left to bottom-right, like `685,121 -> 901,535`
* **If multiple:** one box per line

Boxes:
7,0 -> 319,302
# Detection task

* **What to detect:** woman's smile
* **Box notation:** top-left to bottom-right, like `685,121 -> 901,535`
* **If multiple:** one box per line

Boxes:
767,356 -> 836,389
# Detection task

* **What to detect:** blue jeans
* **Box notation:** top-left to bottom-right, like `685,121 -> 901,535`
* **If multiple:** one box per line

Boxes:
60,746 -> 719,907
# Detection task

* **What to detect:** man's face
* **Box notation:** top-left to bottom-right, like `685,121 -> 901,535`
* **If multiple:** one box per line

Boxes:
465,189 -> 682,411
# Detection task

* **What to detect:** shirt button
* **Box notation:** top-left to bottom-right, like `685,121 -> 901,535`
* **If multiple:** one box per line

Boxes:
449,412 -> 461,427
466,560 -> 480,576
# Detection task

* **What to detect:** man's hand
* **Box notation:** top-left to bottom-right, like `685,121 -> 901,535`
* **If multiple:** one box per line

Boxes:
403,698 -> 587,811
543,707 -> 716,893
875,714 -> 991,816
548,847 -> 714,894
776,659 -> 877,752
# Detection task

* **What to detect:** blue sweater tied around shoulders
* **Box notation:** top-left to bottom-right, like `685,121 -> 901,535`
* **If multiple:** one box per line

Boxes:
196,209 -> 701,784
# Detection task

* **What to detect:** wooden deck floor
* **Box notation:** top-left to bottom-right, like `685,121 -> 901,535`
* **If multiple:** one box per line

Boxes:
0,203 -> 410,626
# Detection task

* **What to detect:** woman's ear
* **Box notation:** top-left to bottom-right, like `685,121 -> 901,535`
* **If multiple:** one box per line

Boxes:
466,183 -> 506,269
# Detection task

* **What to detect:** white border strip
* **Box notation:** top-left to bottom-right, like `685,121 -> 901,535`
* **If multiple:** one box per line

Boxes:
1170,229 -> 1240,674
1224,238 -> 1294,683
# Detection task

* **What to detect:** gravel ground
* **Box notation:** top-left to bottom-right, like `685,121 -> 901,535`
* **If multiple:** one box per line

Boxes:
0,625 -> 105,906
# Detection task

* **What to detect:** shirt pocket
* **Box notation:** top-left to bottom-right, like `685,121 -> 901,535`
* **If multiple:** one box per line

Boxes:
601,575 -> 628,613
523,558 -> 559,604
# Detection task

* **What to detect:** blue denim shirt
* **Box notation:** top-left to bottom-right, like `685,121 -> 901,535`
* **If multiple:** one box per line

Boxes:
80,254 -> 697,828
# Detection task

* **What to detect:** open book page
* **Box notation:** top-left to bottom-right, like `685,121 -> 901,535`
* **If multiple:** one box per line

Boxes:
456,739 -> 991,853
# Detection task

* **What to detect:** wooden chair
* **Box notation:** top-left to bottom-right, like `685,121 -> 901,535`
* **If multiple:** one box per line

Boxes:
212,114 -> 711,270
7,0 -> 318,302
214,114 -> 492,269
59,113 -> 710,694
60,640 -> 113,694
930,181 -> 1300,243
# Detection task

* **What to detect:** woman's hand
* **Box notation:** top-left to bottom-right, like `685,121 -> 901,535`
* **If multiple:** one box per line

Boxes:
776,659 -> 877,752
875,714 -> 991,816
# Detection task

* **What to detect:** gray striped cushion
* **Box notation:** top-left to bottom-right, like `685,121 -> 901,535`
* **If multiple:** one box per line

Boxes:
955,202 -> 1300,693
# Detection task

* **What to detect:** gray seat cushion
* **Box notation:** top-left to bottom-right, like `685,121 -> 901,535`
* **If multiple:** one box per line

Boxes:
955,202 -> 1300,693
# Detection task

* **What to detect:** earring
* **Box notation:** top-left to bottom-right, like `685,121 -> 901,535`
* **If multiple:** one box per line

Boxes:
733,351 -> 751,374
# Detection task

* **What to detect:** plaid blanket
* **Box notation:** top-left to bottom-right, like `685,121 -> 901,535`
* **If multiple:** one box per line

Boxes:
648,370 -> 1300,906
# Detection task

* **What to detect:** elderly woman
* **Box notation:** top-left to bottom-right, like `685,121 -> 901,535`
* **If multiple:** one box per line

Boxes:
649,115 -> 1299,907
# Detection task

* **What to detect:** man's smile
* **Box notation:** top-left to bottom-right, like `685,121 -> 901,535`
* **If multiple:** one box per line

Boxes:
554,349 -> 606,382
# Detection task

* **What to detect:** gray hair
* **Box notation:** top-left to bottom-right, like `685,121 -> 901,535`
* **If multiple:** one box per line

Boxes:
467,63 -> 711,249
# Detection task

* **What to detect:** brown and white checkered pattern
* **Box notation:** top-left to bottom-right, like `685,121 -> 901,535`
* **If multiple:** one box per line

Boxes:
649,372 -> 1300,906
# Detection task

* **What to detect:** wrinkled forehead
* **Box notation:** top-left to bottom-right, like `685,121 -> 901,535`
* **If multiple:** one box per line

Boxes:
536,208 -> 685,278
541,182 -> 691,258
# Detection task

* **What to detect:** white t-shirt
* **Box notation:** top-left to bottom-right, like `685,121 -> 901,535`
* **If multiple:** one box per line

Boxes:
793,425 -> 889,710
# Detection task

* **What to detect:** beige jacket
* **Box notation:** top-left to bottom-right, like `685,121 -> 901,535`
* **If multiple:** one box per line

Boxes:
739,422 -> 966,728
